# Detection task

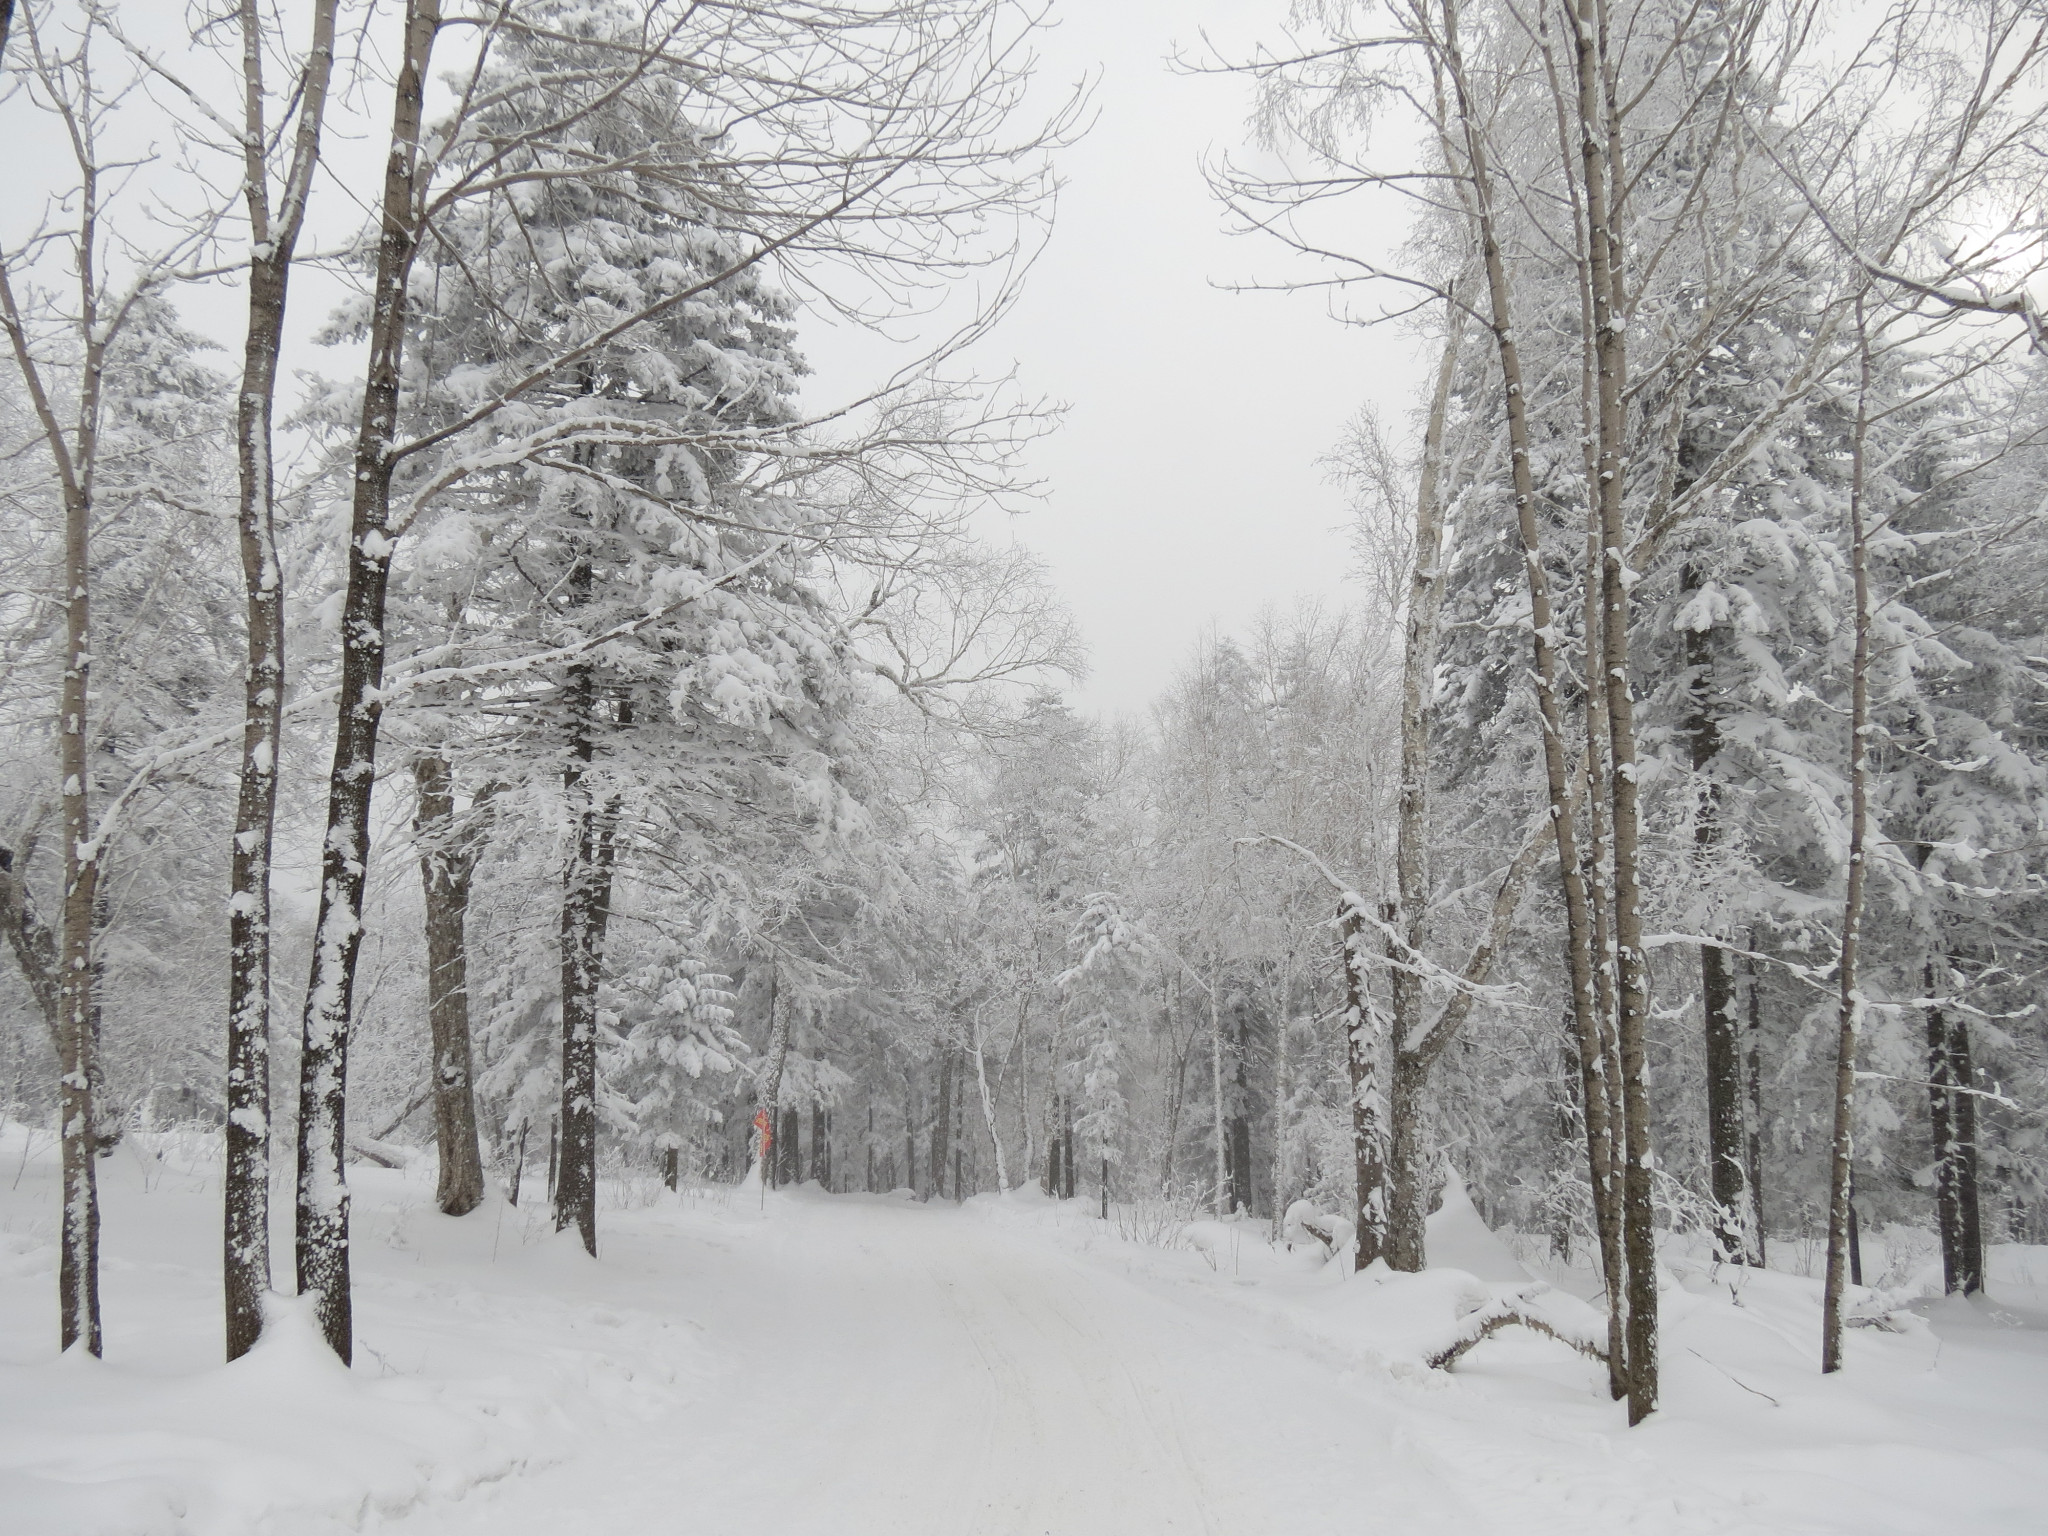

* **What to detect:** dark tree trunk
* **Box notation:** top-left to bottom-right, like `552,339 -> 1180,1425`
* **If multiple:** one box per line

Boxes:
778,1105 -> 801,1187
1160,1004 -> 1187,1194
1702,940 -> 1750,1255
508,1119 -> 529,1207
1684,580 -> 1757,1266
1062,1097 -> 1076,1199
1823,333 -> 1875,1378
0,844 -> 61,1049
663,1146 -> 679,1191
225,0 -> 340,1365
294,0 -> 440,1364
1384,1045 -> 1430,1272
1225,997 -> 1254,1216
1342,900 -> 1386,1268
1927,970 -> 1985,1295
904,1079 -> 917,1195
414,755 -> 486,1217
1847,1191 -> 1863,1287
1745,945 -> 1767,1264
759,967 -> 788,1186
1552,1032 -> 1577,1264
930,1051 -> 954,1201
554,640 -> 617,1257
810,1096 -> 828,1186
1228,1117 -> 1253,1217
57,469 -> 101,1359
1049,1100 -> 1062,1199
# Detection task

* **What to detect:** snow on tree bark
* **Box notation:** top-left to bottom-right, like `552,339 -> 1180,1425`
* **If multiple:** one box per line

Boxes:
225,0 -> 340,1364
294,0 -> 441,1363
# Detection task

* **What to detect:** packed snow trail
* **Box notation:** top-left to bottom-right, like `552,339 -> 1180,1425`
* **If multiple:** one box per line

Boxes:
381,1187 -> 1810,1536
390,1191 -> 1479,1536
7,1141 -> 2047,1535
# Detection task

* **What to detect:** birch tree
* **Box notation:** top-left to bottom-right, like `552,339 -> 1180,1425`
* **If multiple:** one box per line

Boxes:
0,3 -> 226,1356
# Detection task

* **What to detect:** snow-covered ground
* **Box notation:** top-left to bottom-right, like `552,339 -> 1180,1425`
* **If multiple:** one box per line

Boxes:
4,1123 -> 2045,1535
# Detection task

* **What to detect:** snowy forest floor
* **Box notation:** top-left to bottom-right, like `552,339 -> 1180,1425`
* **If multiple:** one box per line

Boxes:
3,1125 -> 2046,1535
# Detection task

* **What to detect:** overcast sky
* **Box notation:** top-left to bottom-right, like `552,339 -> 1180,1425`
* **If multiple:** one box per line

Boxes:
810,0 -> 1429,718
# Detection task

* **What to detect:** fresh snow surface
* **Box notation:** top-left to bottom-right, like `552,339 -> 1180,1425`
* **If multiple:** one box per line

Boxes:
3,1124 -> 2046,1535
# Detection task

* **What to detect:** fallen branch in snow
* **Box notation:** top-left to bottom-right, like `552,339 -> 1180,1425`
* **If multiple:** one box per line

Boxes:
370,1085 -> 433,1143
347,1135 -> 413,1170
1844,1310 -> 1915,1333
1684,1346 -> 1782,1406
1424,1296 -> 1611,1373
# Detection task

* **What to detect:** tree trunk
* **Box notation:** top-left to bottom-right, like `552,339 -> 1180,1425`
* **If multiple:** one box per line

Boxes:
1926,966 -> 1984,1295
0,842 -> 62,1053
1384,1043 -> 1430,1271
810,1093 -> 828,1186
225,0 -> 340,1365
1847,1187 -> 1863,1287
1381,302 -> 1461,1268
508,1118 -> 529,1207
1227,996 -> 1254,1217
555,633 -> 617,1255
1270,965 -> 1291,1243
1062,1096 -> 1077,1200
1571,0 -> 1659,1420
769,1105 -> 791,1186
904,1074 -> 918,1195
1342,899 -> 1386,1268
1159,992 -> 1185,1194
1744,946 -> 1767,1266
1209,970 -> 1227,1215
971,1018 -> 1009,1192
1439,0 -> 1622,1391
1048,1097 -> 1064,1204
413,755 -> 485,1217
1552,1032 -> 1577,1264
1823,325 -> 1874,1376
1685,597 -> 1754,1265
294,0 -> 440,1364
760,967 -> 788,1186
930,1050 -> 954,1201
1016,996 -> 1036,1185
57,467 -> 101,1359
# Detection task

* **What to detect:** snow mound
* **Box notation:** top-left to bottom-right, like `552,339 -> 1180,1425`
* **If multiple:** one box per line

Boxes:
1423,1176 -> 1532,1282
0,1292 -> 557,1536
1280,1266 -> 1608,1377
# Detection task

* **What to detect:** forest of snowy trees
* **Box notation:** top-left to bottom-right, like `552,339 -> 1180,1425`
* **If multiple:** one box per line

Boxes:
3,0 -> 2047,1453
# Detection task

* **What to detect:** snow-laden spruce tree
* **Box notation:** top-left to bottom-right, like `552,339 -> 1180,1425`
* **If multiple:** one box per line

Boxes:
378,2 -> 868,1258
1060,892 -> 1146,1218
602,950 -> 743,1187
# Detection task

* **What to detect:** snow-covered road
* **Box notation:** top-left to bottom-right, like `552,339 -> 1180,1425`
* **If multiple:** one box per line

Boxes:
391,1192 -> 1478,1536
7,1138 -> 2046,1535
388,1186 -> 1856,1536
362,1184 -> 2048,1536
